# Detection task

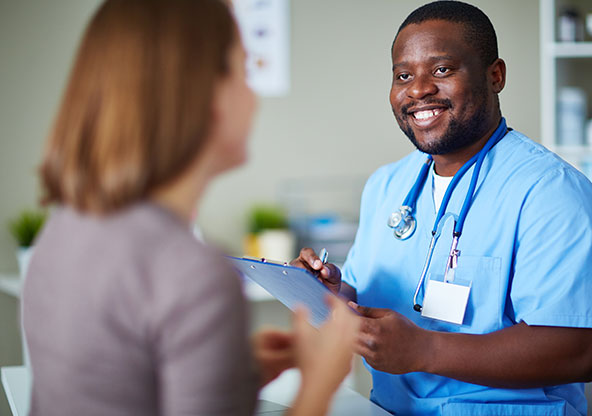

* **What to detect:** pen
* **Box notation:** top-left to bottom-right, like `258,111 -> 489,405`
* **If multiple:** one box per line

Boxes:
318,248 -> 328,265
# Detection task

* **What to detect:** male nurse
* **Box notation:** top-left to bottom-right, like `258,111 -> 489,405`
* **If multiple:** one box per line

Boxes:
292,1 -> 592,415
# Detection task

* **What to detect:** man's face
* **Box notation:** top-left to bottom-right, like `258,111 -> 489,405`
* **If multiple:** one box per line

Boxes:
390,20 -> 495,155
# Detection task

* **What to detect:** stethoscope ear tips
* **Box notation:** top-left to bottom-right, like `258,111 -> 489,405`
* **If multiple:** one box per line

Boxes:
413,304 -> 422,312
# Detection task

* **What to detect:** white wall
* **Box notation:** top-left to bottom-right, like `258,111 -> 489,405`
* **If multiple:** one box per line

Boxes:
0,0 -> 539,268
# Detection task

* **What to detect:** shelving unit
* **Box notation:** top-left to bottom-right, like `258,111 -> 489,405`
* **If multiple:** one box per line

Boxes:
540,0 -> 592,174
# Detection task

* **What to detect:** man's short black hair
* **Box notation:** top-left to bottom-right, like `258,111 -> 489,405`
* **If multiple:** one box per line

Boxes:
394,1 -> 499,68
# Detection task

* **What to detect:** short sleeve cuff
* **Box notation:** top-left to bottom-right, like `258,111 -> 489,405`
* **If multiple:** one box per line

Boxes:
518,310 -> 592,329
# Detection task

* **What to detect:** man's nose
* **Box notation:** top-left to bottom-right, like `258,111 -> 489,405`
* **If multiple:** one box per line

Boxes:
407,73 -> 438,100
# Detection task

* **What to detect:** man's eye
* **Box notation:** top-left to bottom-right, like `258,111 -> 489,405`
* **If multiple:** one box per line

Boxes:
435,67 -> 449,75
397,73 -> 410,81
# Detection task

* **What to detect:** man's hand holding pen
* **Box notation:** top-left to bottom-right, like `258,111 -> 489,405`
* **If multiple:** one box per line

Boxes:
290,247 -> 342,295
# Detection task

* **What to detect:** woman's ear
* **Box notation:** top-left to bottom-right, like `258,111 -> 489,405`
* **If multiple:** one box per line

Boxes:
489,58 -> 506,94
209,79 -> 225,129
207,76 -> 233,145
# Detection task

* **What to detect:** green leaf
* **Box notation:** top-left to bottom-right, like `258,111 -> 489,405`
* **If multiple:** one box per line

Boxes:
248,205 -> 288,234
7,209 -> 47,247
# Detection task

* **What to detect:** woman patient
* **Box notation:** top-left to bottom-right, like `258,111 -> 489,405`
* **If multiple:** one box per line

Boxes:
22,0 -> 359,415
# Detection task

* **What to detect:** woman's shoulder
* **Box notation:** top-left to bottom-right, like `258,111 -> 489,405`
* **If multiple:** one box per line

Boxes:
121,203 -> 243,302
38,202 -> 244,310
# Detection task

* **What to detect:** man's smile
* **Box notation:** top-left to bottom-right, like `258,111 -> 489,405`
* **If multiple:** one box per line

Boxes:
412,108 -> 443,119
404,104 -> 449,128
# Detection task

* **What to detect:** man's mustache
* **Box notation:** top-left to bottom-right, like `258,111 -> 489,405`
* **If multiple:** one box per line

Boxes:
400,98 -> 453,115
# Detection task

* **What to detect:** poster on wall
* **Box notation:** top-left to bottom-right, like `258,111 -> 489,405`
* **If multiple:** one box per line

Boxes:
232,0 -> 290,97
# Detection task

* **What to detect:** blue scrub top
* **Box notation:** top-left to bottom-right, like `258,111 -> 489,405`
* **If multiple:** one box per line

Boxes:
342,130 -> 592,416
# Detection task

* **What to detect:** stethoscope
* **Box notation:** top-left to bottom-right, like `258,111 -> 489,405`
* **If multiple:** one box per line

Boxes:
387,118 -> 508,312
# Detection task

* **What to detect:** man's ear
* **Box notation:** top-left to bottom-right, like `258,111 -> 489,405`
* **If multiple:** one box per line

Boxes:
489,58 -> 506,94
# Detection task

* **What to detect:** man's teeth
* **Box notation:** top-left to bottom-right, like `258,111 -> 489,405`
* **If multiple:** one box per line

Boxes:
413,109 -> 442,120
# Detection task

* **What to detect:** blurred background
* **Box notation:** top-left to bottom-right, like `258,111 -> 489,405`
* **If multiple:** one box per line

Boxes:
0,0 -> 543,271
2,0 -> 592,413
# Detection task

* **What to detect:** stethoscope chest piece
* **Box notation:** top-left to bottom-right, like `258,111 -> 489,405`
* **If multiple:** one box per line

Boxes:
388,206 -> 416,240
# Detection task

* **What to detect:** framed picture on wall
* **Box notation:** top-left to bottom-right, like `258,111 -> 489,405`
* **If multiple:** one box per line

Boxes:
232,0 -> 290,97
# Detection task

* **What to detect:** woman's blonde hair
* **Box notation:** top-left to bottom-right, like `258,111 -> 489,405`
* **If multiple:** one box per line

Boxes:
40,0 -> 236,213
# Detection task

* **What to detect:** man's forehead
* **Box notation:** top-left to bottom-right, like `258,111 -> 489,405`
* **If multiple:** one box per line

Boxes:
394,20 -> 466,46
392,20 -> 470,60
392,55 -> 455,70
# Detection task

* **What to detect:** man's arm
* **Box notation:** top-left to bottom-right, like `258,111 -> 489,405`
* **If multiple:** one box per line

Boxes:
352,303 -> 592,388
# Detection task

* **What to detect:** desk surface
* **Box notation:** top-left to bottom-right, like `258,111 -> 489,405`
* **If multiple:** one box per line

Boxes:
259,369 -> 390,415
1,366 -> 389,416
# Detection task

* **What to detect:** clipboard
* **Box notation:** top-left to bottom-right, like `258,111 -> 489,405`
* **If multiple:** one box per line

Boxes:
229,256 -> 335,327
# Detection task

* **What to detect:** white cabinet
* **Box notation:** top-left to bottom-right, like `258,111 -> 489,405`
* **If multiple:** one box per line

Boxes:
540,0 -> 592,176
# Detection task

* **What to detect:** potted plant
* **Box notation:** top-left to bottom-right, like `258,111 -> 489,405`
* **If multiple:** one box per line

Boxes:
244,204 -> 295,262
8,209 -> 47,278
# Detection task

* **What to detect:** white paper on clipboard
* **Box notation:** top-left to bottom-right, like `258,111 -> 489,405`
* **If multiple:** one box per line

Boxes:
228,256 -> 334,327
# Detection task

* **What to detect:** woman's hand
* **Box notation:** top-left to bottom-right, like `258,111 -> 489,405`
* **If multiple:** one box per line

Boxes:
252,328 -> 295,387
290,295 -> 360,415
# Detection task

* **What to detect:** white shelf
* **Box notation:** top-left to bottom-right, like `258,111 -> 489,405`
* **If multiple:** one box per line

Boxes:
549,42 -> 592,58
552,144 -> 592,154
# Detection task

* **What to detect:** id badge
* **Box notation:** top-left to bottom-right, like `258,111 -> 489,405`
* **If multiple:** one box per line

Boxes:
421,279 -> 471,325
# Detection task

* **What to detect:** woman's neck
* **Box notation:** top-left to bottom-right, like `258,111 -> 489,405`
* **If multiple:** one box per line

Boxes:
149,156 -> 213,224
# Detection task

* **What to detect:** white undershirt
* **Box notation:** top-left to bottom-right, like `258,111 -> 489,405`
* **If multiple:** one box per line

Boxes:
432,166 -> 454,213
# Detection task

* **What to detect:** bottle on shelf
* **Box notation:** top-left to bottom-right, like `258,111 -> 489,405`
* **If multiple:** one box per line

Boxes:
557,87 -> 587,146
558,8 -> 585,42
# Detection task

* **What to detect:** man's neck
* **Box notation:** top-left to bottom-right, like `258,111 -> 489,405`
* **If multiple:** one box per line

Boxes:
432,122 -> 500,177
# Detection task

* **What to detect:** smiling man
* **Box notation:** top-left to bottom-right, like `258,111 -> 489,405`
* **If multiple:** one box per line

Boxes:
292,1 -> 592,415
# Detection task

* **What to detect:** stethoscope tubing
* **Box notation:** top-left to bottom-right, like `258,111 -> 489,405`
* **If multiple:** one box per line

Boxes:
432,118 -> 508,236
413,234 -> 437,311
454,119 -> 508,235
403,157 -> 433,209
410,118 -> 508,311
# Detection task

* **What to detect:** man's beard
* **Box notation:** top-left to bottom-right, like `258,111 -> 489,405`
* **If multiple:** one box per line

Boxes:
394,90 -> 490,155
